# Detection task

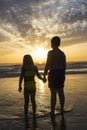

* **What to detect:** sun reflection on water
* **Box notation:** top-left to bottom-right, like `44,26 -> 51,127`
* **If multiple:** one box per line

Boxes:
39,80 -> 45,93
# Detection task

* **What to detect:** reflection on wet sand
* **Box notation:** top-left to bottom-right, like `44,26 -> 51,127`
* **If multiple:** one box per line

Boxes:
25,114 -> 66,130
51,115 -> 66,130
25,116 -> 37,130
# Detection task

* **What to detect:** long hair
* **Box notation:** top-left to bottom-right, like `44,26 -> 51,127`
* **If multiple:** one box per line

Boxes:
23,54 -> 34,66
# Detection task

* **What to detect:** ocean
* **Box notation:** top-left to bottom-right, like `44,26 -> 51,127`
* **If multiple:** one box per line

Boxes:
0,61 -> 87,78
0,62 -> 87,130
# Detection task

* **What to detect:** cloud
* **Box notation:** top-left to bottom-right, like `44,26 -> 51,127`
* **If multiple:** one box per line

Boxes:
0,33 -> 10,42
0,0 -> 87,55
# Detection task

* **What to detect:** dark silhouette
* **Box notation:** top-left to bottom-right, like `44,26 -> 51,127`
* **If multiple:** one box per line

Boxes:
51,116 -> 66,130
44,36 -> 66,117
18,54 -> 44,128
58,117 -> 66,130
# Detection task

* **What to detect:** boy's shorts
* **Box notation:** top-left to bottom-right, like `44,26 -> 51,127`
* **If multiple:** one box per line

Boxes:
48,69 -> 65,88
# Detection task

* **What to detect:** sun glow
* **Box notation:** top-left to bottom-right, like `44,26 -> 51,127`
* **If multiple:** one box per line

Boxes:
31,47 -> 48,64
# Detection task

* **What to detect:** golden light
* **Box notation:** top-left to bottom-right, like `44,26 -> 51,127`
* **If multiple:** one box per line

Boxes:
31,47 -> 48,64
39,80 -> 45,93
62,43 -> 87,62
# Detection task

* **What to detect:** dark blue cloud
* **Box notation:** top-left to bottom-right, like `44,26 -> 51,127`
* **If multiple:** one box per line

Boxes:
0,0 -> 87,47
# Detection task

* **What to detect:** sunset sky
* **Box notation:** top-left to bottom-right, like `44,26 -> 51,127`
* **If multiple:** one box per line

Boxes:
0,0 -> 87,64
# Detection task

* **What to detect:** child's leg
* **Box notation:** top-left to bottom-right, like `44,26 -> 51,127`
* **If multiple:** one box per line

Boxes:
31,90 -> 37,128
31,90 -> 36,117
24,88 -> 29,121
58,88 -> 65,116
50,88 -> 56,116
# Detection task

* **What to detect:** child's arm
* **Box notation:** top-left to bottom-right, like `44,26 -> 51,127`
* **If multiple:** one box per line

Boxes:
18,67 -> 23,92
35,66 -> 43,80
44,52 -> 50,78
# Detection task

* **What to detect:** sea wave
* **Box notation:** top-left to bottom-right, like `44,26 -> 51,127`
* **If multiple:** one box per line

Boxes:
0,62 -> 87,78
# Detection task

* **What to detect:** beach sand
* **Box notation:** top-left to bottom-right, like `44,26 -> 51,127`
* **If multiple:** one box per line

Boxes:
0,74 -> 87,130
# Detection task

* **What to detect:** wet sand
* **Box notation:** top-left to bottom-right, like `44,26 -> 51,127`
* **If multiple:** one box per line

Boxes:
0,75 -> 87,130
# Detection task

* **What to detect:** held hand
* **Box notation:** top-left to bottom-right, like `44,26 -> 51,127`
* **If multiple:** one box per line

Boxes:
18,86 -> 22,92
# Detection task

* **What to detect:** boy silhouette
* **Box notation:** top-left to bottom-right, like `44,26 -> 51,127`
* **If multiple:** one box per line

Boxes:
44,36 -> 66,117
